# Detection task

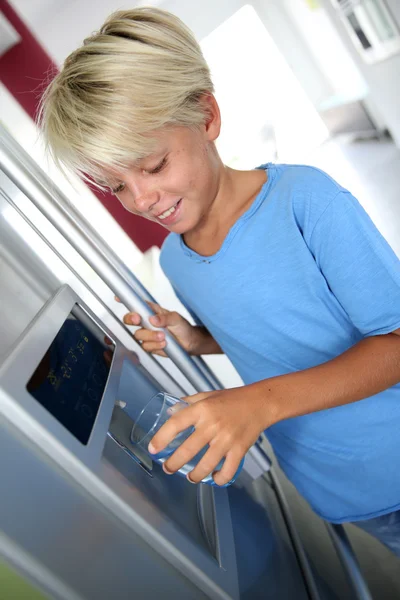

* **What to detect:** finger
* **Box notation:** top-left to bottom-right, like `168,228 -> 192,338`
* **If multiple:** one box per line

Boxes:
162,430 -> 209,475
148,406 -> 196,455
141,341 -> 167,354
146,301 -> 167,315
211,451 -> 243,487
104,335 -> 113,346
152,350 -> 168,357
185,445 -> 225,484
123,312 -> 142,326
134,330 -> 167,353
134,329 -> 165,343
114,296 -> 121,302
149,314 -> 164,327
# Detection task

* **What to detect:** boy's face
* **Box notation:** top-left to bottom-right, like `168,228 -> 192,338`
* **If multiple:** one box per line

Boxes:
104,112 -> 222,236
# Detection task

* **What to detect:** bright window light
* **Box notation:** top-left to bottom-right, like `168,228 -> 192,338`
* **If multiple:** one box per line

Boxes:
201,4 -> 329,167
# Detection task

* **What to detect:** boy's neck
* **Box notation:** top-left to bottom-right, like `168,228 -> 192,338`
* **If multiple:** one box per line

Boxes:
183,166 -> 267,256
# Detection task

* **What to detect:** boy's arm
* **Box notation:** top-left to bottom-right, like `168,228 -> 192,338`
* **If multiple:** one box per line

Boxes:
252,329 -> 400,424
191,326 -> 223,355
150,330 -> 400,486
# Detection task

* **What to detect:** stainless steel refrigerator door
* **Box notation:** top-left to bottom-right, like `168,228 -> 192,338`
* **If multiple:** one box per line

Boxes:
0,282 -> 240,599
0,126 -> 371,599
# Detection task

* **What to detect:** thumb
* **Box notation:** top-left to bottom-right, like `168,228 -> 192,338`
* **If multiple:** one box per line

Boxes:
146,300 -> 167,315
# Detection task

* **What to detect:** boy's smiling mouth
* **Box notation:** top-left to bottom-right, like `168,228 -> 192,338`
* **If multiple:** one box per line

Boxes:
155,198 -> 183,224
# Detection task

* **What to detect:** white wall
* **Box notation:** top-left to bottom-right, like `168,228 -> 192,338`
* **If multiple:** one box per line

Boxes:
320,0 -> 400,147
251,0 -> 335,107
9,0 -> 164,64
281,0 -> 368,105
163,0 -> 337,109
162,0 -> 244,40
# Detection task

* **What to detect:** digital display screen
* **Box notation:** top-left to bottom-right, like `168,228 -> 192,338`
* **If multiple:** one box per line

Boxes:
27,305 -> 114,444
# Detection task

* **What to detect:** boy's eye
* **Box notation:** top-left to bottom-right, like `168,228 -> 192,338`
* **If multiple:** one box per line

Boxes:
146,156 -> 167,175
111,182 -> 125,195
110,156 -> 167,194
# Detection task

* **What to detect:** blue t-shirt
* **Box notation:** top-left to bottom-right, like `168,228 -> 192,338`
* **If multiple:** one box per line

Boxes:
160,163 -> 400,523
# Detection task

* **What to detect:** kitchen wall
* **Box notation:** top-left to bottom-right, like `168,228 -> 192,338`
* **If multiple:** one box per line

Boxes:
319,0 -> 400,147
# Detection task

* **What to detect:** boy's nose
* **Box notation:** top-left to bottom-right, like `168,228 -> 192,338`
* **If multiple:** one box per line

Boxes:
125,178 -> 160,214
134,189 -> 160,214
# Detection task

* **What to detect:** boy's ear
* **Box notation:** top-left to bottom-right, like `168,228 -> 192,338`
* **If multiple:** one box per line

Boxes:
202,94 -> 221,142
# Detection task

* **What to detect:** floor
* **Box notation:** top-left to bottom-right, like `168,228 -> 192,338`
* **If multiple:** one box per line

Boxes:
288,134 -> 400,599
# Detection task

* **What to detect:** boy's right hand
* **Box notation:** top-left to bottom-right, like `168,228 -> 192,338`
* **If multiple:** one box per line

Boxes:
120,299 -> 198,357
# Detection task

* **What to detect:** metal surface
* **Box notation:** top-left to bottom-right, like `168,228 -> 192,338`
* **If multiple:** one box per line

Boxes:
0,415 -> 210,600
0,155 -> 243,597
227,473 -> 310,600
107,405 -> 154,476
0,190 -> 53,364
269,467 -> 322,600
0,533 -> 80,600
326,523 -> 373,600
0,285 -> 241,599
0,286 -> 119,467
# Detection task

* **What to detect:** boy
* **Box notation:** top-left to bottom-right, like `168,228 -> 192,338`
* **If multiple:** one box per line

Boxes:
40,7 -> 400,555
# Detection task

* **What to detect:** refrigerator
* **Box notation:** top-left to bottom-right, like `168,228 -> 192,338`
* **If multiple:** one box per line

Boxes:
0,124 -> 372,600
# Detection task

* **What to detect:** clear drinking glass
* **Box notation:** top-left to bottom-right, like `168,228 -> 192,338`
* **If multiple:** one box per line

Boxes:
130,391 -> 244,487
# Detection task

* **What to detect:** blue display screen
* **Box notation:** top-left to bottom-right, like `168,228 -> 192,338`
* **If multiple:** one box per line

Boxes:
27,306 -> 114,444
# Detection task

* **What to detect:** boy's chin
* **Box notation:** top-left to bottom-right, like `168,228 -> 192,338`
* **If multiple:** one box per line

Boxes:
164,220 -> 194,235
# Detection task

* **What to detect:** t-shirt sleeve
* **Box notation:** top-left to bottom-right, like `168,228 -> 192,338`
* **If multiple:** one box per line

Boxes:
308,190 -> 400,336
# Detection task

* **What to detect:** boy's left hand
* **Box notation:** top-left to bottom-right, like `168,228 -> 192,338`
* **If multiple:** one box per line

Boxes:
148,386 -> 272,486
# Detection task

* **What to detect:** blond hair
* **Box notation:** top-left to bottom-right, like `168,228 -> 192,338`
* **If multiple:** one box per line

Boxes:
39,7 -> 214,188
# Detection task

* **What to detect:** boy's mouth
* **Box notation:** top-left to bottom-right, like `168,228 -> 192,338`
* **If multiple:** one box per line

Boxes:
155,198 -> 182,225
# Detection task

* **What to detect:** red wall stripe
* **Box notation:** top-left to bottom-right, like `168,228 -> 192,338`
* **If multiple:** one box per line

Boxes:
0,0 -> 168,252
